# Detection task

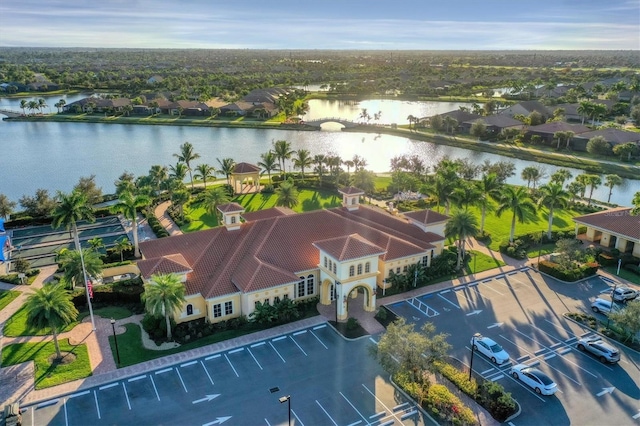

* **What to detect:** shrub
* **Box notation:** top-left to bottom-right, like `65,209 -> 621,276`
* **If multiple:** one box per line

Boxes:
346,317 -> 360,330
598,253 -> 616,267
538,260 -> 597,282
425,384 -> 477,425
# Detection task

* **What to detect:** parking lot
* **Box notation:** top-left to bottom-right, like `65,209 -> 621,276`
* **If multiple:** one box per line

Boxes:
21,324 -> 432,426
386,267 -> 640,425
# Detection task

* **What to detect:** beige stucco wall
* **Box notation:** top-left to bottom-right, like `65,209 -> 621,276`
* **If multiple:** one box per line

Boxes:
176,294 -> 207,324
102,264 -> 140,278
601,233 -> 612,247
206,293 -> 242,324
243,284 -> 294,318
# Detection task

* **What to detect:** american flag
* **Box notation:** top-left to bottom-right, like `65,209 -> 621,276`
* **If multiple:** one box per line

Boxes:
87,279 -> 94,299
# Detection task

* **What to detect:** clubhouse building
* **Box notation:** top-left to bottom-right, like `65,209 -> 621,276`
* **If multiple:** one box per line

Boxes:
137,188 -> 448,324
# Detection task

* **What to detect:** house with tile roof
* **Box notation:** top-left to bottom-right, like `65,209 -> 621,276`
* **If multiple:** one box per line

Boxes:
498,101 -> 551,120
573,208 -> 640,257
137,187 -> 448,324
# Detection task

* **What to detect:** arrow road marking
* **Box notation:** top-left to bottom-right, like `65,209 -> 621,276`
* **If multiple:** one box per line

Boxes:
193,394 -> 220,404
596,387 -> 615,397
202,416 -> 232,426
466,310 -> 482,316
487,323 -> 503,329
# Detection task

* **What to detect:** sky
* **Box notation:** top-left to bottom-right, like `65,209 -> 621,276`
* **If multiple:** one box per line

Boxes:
0,0 -> 638,50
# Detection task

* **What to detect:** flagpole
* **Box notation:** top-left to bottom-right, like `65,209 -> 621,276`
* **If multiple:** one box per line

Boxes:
74,232 -> 96,331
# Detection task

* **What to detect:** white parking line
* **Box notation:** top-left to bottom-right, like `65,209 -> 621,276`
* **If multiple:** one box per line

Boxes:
480,282 -> 505,295
272,336 -> 287,342
94,390 -> 101,419
251,341 -> 266,348
313,324 -> 327,330
155,368 -> 172,375
311,330 -> 328,349
490,374 -> 504,382
340,391 -> 368,424
175,367 -> 188,392
205,354 -> 221,361
149,374 -> 160,401
362,383 -> 431,425
63,399 -> 68,426
369,337 -> 378,345
99,383 -> 119,390
438,293 -> 461,309
37,399 -> 59,409
315,400 -> 338,426
200,360 -> 214,385
69,390 -> 90,398
291,409 -> 305,426
247,347 -> 263,370
269,341 -> 286,363
122,383 -> 132,410
181,360 -> 197,367
289,335 -> 308,356
440,289 -> 451,294
128,375 -> 146,382
293,330 -> 307,336
224,353 -> 240,377
229,347 -> 244,354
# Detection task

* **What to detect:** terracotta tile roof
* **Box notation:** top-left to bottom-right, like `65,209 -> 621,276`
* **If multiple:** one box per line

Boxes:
217,202 -> 245,213
137,253 -> 193,277
242,207 -> 295,222
527,122 -> 591,135
574,208 -> 640,241
403,209 -> 449,225
338,186 -> 364,195
138,206 -> 445,299
233,162 -> 260,173
313,234 -> 386,261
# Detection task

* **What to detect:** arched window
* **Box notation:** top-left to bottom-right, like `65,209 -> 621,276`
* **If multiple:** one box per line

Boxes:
298,276 -> 306,297
306,274 -> 314,295
365,262 -> 371,273
349,265 -> 355,277
333,263 -> 337,274
357,264 -> 363,275
328,259 -> 332,270
186,304 -> 193,315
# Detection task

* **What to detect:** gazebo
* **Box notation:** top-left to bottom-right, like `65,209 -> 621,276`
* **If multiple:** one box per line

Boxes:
231,162 -> 261,194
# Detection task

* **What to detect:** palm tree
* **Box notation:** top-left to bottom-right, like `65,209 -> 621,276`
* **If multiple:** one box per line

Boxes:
216,158 -> 236,186
343,160 -> 355,176
406,115 -> 416,130
583,174 -> 602,206
204,187 -> 230,223
143,273 -> 186,340
476,173 -> 502,233
38,98 -> 48,114
273,140 -> 295,177
293,149 -> 313,180
564,131 -> 575,150
313,154 -> 327,185
275,179 -> 299,209
88,237 -> 104,252
169,162 -> 188,183
19,99 -> 27,115
58,248 -> 103,289
550,169 -> 573,187
27,100 -> 39,115
631,191 -> 640,215
577,101 -> 592,125
496,186 -> 537,243
52,190 -> 95,256
194,164 -> 216,188
171,189 -> 190,219
257,151 -> 280,184
445,211 -> 479,270
174,142 -> 200,190
604,174 -> 622,204
425,174 -> 457,215
521,166 -> 537,189
24,283 -> 78,359
148,165 -> 168,194
538,183 -> 570,239
567,181 -> 585,203
451,182 -> 480,211
0,194 -> 17,220
110,191 -> 150,258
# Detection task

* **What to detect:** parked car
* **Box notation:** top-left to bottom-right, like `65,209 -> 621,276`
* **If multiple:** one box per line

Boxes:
511,364 -> 558,395
611,287 -> 639,303
1,403 -> 21,426
591,298 -> 622,316
471,333 -> 510,364
577,337 -> 620,363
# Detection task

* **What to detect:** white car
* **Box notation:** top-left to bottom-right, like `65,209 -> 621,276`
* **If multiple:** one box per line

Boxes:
511,364 -> 558,395
470,334 -> 510,364
611,287 -> 639,303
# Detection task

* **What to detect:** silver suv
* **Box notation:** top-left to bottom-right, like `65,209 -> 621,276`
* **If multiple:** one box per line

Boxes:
611,287 -> 639,303
577,337 -> 620,363
590,298 -> 621,316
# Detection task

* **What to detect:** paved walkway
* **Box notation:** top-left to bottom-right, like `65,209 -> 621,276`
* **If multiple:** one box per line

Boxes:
153,201 -> 183,236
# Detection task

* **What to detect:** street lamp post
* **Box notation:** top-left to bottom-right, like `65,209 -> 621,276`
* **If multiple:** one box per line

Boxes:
606,282 -> 618,330
110,318 -> 121,365
469,333 -> 481,381
279,395 -> 291,426
335,281 -> 341,323
616,258 -> 622,275
537,230 -> 544,269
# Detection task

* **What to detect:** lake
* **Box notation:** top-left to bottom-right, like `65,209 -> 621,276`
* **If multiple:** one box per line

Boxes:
1,98 -> 638,206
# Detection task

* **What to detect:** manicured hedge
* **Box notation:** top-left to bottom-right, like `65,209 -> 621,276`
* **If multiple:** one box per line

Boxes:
71,279 -> 143,308
538,260 -> 598,282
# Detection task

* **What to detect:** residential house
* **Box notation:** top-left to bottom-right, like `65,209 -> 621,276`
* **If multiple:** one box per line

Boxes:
572,128 -> 640,152
498,101 -> 552,120
137,188 -> 448,325
525,122 -> 591,146
461,115 -> 524,136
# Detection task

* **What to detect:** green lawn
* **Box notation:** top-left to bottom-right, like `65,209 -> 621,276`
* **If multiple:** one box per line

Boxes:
1,338 -> 91,389
78,306 -> 133,322
182,188 -> 342,233
0,289 -> 21,312
526,243 -> 557,259
602,266 -> 640,285
465,250 -> 506,274
3,305 -> 79,337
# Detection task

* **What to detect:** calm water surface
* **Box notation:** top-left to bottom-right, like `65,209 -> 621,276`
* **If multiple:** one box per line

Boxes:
1,98 -> 638,206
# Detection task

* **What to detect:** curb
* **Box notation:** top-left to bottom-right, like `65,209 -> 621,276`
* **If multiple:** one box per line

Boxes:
562,313 -> 640,356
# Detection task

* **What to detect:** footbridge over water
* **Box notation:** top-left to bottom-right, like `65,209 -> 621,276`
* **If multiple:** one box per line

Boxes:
0,109 -> 23,118
304,117 -> 359,128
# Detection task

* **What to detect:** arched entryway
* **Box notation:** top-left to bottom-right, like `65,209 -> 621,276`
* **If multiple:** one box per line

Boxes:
319,279 -> 376,322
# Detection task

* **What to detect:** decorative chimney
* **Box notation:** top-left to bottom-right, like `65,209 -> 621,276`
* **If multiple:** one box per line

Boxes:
217,202 -> 245,230
338,187 -> 365,211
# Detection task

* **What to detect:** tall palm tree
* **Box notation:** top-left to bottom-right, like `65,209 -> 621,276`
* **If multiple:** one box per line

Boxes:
604,174 -> 623,204
27,100 -> 39,115
566,181 -> 585,203
38,98 -> 48,114
273,140 -> 295,177
451,181 -> 480,211
204,187 -> 231,223
476,173 -> 502,233
25,283 -> 78,359
58,248 -> 103,289
577,101 -> 593,125
113,238 -> 133,262
110,191 -> 150,258
293,149 -> 313,180
148,165 -> 168,194
538,183 -> 570,239
143,273 -> 186,340
52,191 -> 95,255
194,164 -> 216,188
169,162 -> 188,183
496,186 -> 537,243
444,211 -> 479,270
583,174 -> 602,206
257,151 -> 280,184
550,169 -> 573,187
275,179 -> 299,209
87,237 -> 104,252
216,157 -> 236,187
632,191 -> 640,215
425,174 -> 457,215
0,194 -> 17,220
174,142 -> 200,190
313,154 -> 327,185
19,99 -> 27,115
521,166 -> 538,189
